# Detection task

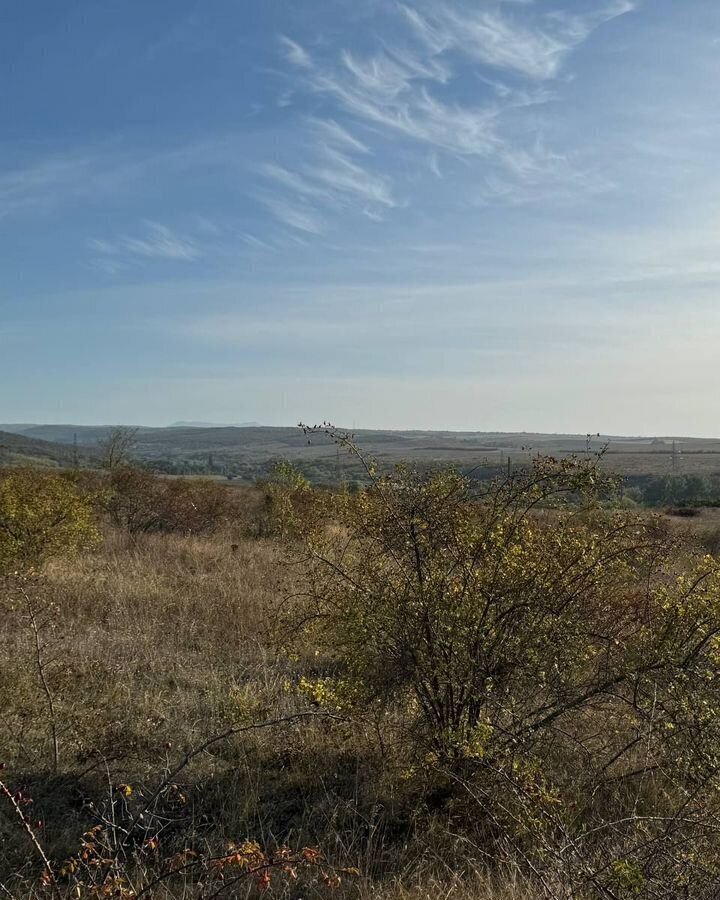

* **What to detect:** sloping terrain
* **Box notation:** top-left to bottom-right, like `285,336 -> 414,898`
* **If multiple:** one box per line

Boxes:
3,424 -> 720,481
1,424 -> 151,444
0,429 -> 92,468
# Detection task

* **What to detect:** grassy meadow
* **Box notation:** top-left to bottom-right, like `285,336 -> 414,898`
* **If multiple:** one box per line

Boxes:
4,451 -> 720,898
1,496 -> 537,899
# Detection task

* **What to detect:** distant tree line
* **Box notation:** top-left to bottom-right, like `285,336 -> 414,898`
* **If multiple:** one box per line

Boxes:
625,473 -> 720,507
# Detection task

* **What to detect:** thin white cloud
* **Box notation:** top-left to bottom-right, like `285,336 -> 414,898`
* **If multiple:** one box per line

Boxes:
311,149 -> 396,207
307,118 -> 370,154
0,140 -> 239,222
278,35 -> 312,68
294,42 -> 503,157
255,116 -> 396,233
0,154 -> 96,219
239,232 -> 275,250
403,1 -> 637,80
277,2 -> 637,207
261,156 -> 395,211
90,221 -> 201,265
259,197 -> 326,234
168,271 -> 696,371
259,164 -> 333,202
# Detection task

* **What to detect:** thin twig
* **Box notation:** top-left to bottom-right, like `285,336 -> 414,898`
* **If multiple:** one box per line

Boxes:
19,584 -> 60,773
0,778 -> 56,889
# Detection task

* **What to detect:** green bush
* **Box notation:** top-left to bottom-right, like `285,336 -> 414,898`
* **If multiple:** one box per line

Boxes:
280,433 -> 720,896
0,469 -> 98,573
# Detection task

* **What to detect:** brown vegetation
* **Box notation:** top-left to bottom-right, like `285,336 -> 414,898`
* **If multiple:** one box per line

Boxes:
3,452 -> 720,898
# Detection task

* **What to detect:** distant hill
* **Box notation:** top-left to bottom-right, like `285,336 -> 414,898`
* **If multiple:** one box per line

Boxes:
0,425 -> 153,444
0,424 -> 36,434
3,423 -> 720,483
3,424 -> 720,462
170,421 -> 261,428
0,430 -> 93,468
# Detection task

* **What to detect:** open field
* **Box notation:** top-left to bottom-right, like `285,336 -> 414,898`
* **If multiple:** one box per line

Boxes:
5,463 -> 720,898
1,499 -> 543,899
4,424 -> 720,484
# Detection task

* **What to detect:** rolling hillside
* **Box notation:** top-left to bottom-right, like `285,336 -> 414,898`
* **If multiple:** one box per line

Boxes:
0,429 -> 93,468
3,423 -> 720,482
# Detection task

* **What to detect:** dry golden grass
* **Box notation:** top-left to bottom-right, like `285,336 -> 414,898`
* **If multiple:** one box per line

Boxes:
1,514 -> 543,898
9,485 -> 718,898
4,530 -> 284,756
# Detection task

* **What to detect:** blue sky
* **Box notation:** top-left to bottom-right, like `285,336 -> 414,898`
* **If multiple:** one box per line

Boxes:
2,0 -> 720,433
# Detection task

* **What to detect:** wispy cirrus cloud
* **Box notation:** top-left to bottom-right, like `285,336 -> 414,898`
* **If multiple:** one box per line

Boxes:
402,1 -> 636,81
308,118 -> 371,155
254,115 -> 396,234
286,41 -> 502,158
256,197 -> 326,235
0,140 -> 237,222
277,1 -> 638,209
261,150 -> 395,212
90,220 -> 201,271
0,154 -> 98,219
278,35 -> 313,69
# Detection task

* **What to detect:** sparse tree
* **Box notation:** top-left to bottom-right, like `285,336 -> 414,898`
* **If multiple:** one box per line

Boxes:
97,426 -> 138,470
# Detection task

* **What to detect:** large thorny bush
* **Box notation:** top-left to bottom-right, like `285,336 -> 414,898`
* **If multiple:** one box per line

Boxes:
279,433 -> 720,898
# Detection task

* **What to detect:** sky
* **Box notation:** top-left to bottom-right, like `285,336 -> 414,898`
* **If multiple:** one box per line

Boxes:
2,0 -> 720,434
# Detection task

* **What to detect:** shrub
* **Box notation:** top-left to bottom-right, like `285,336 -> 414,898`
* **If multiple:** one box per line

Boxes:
285,445 -> 648,753
280,430 -> 720,897
697,523 -> 720,556
668,505 -> 701,517
257,460 -> 312,537
0,469 -> 98,574
102,467 -> 232,535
